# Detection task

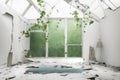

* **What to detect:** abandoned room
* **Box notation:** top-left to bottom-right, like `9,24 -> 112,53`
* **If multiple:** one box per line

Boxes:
0,0 -> 120,80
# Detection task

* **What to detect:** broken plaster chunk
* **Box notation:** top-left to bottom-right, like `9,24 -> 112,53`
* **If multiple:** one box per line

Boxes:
87,74 -> 99,80
60,73 -> 69,77
83,68 -> 92,70
27,66 -> 39,68
5,76 -> 16,80
61,65 -> 72,68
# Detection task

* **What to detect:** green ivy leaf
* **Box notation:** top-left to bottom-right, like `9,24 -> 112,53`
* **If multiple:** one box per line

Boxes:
89,20 -> 94,25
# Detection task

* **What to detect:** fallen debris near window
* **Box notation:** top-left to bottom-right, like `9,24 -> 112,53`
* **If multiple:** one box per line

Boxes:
11,62 -> 22,67
5,76 -> 16,80
27,66 -> 39,68
83,68 -> 92,70
61,65 -> 72,68
87,77 -> 96,80
87,74 -> 99,80
34,61 -> 41,63
60,73 -> 69,77
23,59 -> 34,64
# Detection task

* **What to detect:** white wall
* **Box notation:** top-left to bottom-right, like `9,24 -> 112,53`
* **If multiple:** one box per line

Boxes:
83,8 -> 120,67
100,8 -> 120,67
82,21 -> 100,62
0,1 -> 30,66
0,13 -> 12,65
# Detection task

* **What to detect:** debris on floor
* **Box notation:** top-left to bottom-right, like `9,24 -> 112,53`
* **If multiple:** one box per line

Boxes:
61,65 -> 72,68
60,73 -> 69,77
5,76 -> 16,80
27,66 -> 39,68
87,74 -> 99,80
0,59 -> 120,80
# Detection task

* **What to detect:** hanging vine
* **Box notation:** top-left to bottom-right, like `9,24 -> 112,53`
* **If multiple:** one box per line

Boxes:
22,0 -> 95,38
22,0 -> 60,38
21,0 -> 95,57
71,1 -> 94,28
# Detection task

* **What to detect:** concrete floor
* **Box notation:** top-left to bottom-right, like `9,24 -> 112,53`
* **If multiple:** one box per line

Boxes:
0,58 -> 120,80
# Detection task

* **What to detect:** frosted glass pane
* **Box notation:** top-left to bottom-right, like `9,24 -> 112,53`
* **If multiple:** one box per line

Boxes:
30,32 -> 46,57
67,19 -> 82,57
48,19 -> 64,57
68,46 -> 82,57
67,19 -> 82,44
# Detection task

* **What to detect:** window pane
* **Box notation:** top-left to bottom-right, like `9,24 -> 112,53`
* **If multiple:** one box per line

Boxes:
30,32 -> 45,57
48,19 -> 64,57
67,19 -> 82,44
68,46 -> 82,57
67,19 -> 82,57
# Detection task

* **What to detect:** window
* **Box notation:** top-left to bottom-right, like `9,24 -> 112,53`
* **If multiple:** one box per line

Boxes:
30,18 -> 82,57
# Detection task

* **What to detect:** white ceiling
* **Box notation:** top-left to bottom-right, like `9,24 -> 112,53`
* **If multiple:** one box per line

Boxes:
0,0 -> 120,20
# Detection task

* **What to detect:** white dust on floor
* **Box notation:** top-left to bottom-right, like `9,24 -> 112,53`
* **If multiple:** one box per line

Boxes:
0,60 -> 120,80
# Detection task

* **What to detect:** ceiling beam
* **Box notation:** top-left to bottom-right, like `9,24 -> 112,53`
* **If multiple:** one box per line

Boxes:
65,0 -> 100,21
5,0 -> 9,4
22,3 -> 32,16
27,0 -> 41,13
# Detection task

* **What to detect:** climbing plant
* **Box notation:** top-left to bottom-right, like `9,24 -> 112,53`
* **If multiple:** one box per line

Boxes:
22,0 -> 94,38
21,0 -> 60,38
21,0 -> 94,57
71,1 -> 94,28
82,8 -> 94,27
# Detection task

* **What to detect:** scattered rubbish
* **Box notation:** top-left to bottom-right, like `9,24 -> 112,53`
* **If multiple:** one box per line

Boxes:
53,65 -> 72,68
27,66 -> 39,68
60,73 -> 69,77
11,62 -> 22,66
5,76 -> 16,80
61,65 -> 72,68
23,59 -> 34,64
83,68 -> 92,70
85,71 -> 89,74
87,77 -> 96,80
100,62 -> 107,67
34,61 -> 41,63
89,46 -> 97,62
87,74 -> 99,80
7,52 -> 13,67
95,74 -> 99,77
54,65 -> 58,68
